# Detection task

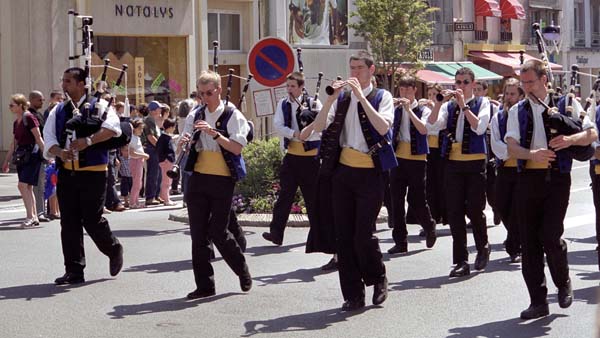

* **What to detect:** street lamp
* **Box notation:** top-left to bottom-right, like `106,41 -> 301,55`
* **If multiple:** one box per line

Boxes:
542,21 -> 561,56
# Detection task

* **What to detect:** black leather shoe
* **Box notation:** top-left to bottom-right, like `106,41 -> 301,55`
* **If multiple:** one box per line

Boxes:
558,279 -> 573,308
474,246 -> 491,270
187,288 -> 216,299
372,277 -> 388,305
449,262 -> 470,277
320,257 -> 338,271
262,232 -> 282,246
239,271 -> 252,292
341,298 -> 365,311
387,243 -> 408,254
509,253 -> 522,263
425,231 -> 437,249
109,244 -> 124,277
520,303 -> 549,320
55,272 -> 85,285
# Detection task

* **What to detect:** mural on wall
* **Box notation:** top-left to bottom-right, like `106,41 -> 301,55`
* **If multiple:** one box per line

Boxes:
288,0 -> 348,46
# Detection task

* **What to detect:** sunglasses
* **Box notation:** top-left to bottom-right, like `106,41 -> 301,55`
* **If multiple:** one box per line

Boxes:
198,88 -> 217,97
455,80 -> 471,85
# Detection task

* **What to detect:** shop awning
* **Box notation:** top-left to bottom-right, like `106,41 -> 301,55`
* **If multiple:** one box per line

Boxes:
468,51 -> 562,76
500,0 -> 526,20
424,62 -> 503,82
475,0 -> 502,17
414,69 -> 455,85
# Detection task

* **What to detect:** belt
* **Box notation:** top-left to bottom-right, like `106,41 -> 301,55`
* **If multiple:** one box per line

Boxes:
339,147 -> 375,168
448,143 -> 486,161
194,150 -> 231,177
63,160 -> 108,172
287,140 -> 318,156
504,158 -> 517,168
395,142 -> 426,161
427,135 -> 439,149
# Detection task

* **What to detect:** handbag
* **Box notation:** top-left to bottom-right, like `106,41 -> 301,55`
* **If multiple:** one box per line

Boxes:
12,147 -> 32,166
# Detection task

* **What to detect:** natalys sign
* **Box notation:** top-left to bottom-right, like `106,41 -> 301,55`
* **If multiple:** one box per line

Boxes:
115,4 -> 174,19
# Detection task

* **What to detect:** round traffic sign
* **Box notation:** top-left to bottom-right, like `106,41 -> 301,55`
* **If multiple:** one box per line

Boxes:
248,37 -> 295,87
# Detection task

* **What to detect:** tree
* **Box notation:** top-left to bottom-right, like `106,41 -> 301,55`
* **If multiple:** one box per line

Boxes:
349,0 -> 437,92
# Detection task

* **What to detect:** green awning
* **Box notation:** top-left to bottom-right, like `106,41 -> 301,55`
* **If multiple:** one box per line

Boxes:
424,62 -> 503,82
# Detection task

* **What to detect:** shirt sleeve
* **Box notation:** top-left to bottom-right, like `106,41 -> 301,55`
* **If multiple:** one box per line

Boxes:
324,99 -> 337,128
273,99 -> 295,139
504,103 -> 521,144
43,105 -> 59,160
376,90 -> 394,129
226,108 -> 250,147
183,111 -> 195,136
490,114 -> 508,160
569,99 -> 595,130
101,107 -> 122,137
426,102 -> 448,132
472,97 -> 491,135
26,113 -> 40,129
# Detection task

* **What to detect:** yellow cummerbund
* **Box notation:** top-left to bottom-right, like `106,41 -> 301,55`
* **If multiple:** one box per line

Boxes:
525,160 -> 549,170
395,142 -> 426,161
287,140 -> 318,156
194,150 -> 231,177
339,147 -> 375,168
448,143 -> 486,161
596,164 -> 600,175
427,135 -> 439,149
63,160 -> 108,172
504,158 -> 517,168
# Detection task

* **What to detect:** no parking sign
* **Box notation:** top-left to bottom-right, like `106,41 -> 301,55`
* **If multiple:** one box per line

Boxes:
248,37 -> 295,87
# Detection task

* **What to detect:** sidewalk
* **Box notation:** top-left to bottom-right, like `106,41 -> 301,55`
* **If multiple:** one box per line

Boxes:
0,173 -> 22,208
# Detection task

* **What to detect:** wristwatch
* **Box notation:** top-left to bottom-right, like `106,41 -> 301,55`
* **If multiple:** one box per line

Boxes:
461,106 -> 470,113
85,136 -> 93,146
212,133 -> 221,140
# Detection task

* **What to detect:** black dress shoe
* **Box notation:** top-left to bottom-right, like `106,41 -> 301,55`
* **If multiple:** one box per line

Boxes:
387,243 -> 408,254
558,279 -> 573,308
425,231 -> 437,249
474,246 -> 491,270
520,303 -> 549,320
187,288 -> 216,299
262,232 -> 282,246
341,298 -> 365,311
372,277 -> 388,305
109,244 -> 124,277
509,253 -> 522,263
449,262 -> 470,277
55,272 -> 85,285
320,257 -> 338,271
38,214 -> 51,222
239,271 -> 252,292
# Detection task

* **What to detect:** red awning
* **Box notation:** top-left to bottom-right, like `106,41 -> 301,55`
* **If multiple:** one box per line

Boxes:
415,69 -> 455,85
500,0 -> 526,20
475,0 -> 502,17
469,51 -> 562,76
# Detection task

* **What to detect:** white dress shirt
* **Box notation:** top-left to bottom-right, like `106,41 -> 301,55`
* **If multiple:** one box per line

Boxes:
273,95 -> 323,149
490,111 -> 508,160
195,101 -> 249,152
397,100 -> 431,142
325,84 -> 394,153
427,95 -> 491,142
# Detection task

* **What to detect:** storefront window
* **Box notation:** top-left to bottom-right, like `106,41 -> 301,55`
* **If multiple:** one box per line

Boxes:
91,36 -> 188,106
208,12 -> 241,51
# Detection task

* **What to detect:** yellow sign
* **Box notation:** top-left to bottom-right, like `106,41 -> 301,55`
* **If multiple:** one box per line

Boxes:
135,57 -> 145,105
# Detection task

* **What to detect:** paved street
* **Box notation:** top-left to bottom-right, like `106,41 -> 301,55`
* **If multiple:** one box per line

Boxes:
0,165 -> 598,338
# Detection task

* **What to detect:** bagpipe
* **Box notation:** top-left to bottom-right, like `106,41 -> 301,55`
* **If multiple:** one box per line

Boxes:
167,41 -> 254,180
294,48 -> 321,129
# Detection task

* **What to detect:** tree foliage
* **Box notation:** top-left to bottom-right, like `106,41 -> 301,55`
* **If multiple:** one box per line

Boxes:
349,0 -> 438,92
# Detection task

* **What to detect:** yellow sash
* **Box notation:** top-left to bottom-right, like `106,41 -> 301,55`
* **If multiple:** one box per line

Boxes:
525,160 -> 549,170
63,160 -> 108,172
287,140 -> 318,156
395,142 -> 426,161
339,147 -> 375,168
194,150 -> 231,177
503,158 -> 517,168
448,143 -> 486,161
595,164 -> 600,175
427,135 -> 439,149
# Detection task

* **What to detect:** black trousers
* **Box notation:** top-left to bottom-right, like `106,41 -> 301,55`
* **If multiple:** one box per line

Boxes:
268,154 -> 319,242
57,169 -> 121,274
486,161 -> 497,215
105,151 -> 120,208
590,164 -> 600,252
495,166 -> 521,256
444,160 -> 489,264
187,173 -> 247,291
390,158 -> 435,245
332,164 -> 386,301
426,148 -> 446,223
383,171 -> 393,227
517,170 -> 570,306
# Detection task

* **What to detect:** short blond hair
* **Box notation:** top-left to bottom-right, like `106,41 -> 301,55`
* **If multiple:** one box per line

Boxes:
197,70 -> 221,88
11,93 -> 29,110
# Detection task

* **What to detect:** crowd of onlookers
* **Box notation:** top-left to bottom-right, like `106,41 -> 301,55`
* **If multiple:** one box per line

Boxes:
2,89 -> 203,228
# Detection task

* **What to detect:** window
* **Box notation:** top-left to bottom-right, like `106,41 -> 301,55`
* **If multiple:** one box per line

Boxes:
208,12 -> 241,51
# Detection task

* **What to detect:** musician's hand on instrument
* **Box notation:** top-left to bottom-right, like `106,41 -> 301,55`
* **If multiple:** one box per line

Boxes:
69,138 -> 88,152
179,133 -> 191,146
346,78 -> 363,99
397,98 -> 411,110
549,135 -> 573,151
59,149 -> 74,162
455,89 -> 465,108
531,148 -> 556,163
441,90 -> 454,102
329,80 -> 346,97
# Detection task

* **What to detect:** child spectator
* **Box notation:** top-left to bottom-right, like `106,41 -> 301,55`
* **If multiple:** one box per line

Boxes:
156,118 -> 177,206
128,118 -> 149,209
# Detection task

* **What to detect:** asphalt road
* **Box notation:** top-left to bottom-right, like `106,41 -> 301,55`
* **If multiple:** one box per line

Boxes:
0,164 -> 598,338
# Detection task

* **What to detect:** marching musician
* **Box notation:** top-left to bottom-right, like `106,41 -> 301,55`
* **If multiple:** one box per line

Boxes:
262,72 -> 322,248
312,51 -> 394,311
387,74 -> 437,254
505,59 -> 597,319
427,67 -> 491,278
43,67 -> 124,285
490,78 -> 524,263
184,70 -> 252,299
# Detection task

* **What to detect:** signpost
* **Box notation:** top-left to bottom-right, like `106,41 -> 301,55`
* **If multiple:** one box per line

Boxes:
248,37 -> 295,87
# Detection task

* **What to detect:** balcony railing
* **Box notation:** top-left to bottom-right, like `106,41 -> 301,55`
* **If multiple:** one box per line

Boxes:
574,31 -> 585,47
475,30 -> 488,41
593,32 -> 600,47
500,31 -> 513,42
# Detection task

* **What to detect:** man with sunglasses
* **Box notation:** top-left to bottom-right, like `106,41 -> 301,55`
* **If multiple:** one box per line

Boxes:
428,67 -> 491,278
506,60 -> 597,319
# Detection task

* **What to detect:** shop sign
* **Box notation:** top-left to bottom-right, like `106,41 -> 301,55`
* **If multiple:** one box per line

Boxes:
115,4 -> 174,19
576,56 -> 589,65
453,22 -> 475,32
135,57 -> 145,104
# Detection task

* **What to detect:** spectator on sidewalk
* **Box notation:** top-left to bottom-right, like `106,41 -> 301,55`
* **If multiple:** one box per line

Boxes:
157,118 -> 177,206
29,90 -> 50,222
129,119 -> 149,209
